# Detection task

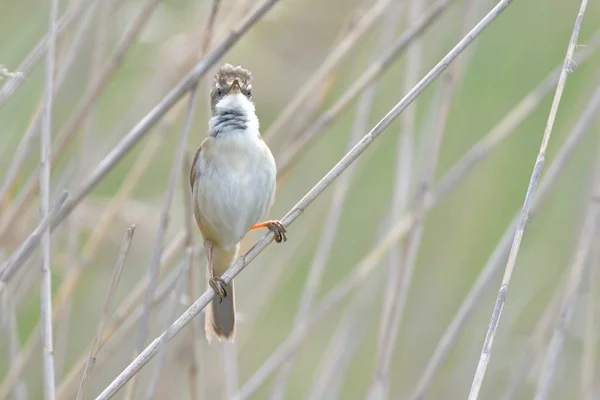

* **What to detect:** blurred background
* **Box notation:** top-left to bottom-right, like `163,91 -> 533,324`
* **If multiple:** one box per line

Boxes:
1,0 -> 600,399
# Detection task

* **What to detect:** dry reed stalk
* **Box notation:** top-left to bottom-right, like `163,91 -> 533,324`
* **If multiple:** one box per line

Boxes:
380,0 -> 424,341
0,0 -> 100,106
0,286 -> 28,400
76,225 -> 135,400
0,0 -> 161,243
268,2 -> 405,397
55,260 -> 187,400
369,0 -> 478,397
263,0 -> 393,143
307,221 -> 389,400
580,235 -> 599,400
533,138 -> 600,399
40,0 -> 59,395
145,248 -> 192,400
0,0 -> 100,211
468,1 -> 589,397
411,78 -> 600,400
182,153 -> 203,400
275,0 -> 456,177
0,233 -> 187,400
122,62 -> 200,400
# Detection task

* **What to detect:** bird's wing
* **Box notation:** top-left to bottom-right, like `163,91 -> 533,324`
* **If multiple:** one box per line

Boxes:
189,143 -> 203,190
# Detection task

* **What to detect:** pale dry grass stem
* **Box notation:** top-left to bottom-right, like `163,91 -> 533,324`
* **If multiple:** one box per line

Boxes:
381,0 -> 424,342
54,248 -> 193,400
0,286 -> 28,400
580,233 -> 599,400
307,221 -> 389,400
0,0 -> 100,106
268,1 -> 405,397
370,1 -> 479,396
182,154 -> 203,400
500,268 -> 569,400
411,78 -> 600,400
76,225 -> 135,400
145,247 -> 191,400
124,86 -> 198,400
263,0 -> 393,144
0,234 -> 188,400
0,0 -> 160,245
0,191 -> 68,287
275,0 -> 456,177
275,9 -> 360,152
468,1 -> 589,397
533,140 -> 600,399
40,0 -> 59,395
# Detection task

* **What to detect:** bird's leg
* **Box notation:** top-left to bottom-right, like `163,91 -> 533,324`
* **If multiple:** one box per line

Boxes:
250,220 -> 287,243
205,240 -> 227,303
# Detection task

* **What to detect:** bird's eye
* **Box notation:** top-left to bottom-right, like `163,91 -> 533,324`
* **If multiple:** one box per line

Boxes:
246,88 -> 252,97
216,87 -> 223,96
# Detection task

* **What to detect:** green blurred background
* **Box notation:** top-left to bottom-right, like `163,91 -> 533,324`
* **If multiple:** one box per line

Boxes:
1,0 -> 600,398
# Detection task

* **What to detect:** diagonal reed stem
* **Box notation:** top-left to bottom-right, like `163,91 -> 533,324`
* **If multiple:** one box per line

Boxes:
468,1 -> 589,398
76,225 -> 135,400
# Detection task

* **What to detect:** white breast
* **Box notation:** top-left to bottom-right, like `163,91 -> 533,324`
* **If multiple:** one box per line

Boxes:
192,94 -> 276,247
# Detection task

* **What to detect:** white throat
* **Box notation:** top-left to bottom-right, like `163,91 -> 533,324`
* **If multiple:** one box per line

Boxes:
210,93 -> 259,137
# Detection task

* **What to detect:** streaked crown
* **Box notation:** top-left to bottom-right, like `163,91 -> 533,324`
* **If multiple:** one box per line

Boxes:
211,64 -> 253,113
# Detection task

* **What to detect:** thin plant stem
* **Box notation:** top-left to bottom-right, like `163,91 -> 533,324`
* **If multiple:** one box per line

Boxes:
0,191 -> 68,285
0,0 -> 160,243
411,78 -> 600,400
580,232 -> 599,400
182,153 -> 202,400
501,267 -> 571,400
0,286 -> 28,400
370,0 -> 478,396
145,247 -> 192,400
0,0 -> 100,106
307,221 -> 389,400
54,252 -> 194,400
0,236 -> 189,400
124,85 -> 199,400
468,1 -> 589,398
268,2 -> 405,397
263,0 -> 392,143
76,225 -> 135,400
381,0 -> 424,341
275,0 -> 456,177
40,0 -> 59,396
0,0 -> 100,210
533,142 -> 600,400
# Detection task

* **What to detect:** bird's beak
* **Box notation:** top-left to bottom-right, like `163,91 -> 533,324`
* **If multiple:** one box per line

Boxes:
228,79 -> 241,94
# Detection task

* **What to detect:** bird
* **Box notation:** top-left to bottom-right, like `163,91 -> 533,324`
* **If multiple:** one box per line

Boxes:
190,63 -> 287,342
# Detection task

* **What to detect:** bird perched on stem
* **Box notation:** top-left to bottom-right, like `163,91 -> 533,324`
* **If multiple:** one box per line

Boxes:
190,63 -> 287,342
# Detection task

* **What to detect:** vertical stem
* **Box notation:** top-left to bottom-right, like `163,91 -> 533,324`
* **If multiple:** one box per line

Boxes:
40,0 -> 60,397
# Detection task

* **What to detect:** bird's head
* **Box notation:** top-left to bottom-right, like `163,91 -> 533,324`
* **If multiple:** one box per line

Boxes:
211,64 -> 254,115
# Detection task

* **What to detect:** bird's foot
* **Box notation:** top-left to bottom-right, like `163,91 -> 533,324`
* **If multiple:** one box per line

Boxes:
264,220 -> 287,243
209,276 -> 228,303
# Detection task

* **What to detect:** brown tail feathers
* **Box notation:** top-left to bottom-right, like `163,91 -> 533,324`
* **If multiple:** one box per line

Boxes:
205,243 -> 239,342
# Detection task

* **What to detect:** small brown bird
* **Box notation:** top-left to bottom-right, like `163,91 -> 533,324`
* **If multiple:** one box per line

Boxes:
190,64 -> 287,342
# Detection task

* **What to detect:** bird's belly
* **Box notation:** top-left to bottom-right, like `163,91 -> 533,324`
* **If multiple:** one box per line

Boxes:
193,146 -> 275,247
